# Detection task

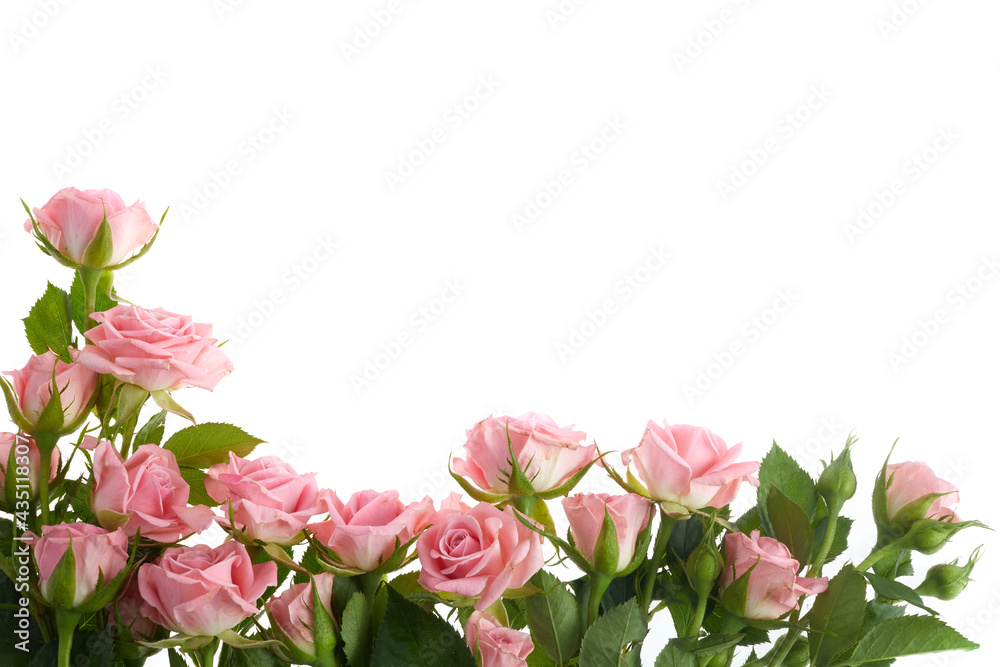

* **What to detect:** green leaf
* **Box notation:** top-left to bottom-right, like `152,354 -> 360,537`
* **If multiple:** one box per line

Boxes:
858,600 -> 905,638
219,644 -> 285,666
23,282 -> 73,361
343,591 -> 373,667
861,571 -> 937,615
578,598 -> 648,667
69,270 -> 116,335
179,466 -> 218,507
164,423 -> 263,468
525,572 -> 581,665
134,409 -> 167,446
654,644 -> 698,667
807,565 -> 869,667
829,615 -> 977,665
757,443 -> 818,528
810,516 -> 852,565
371,587 -> 475,667
765,486 -> 814,567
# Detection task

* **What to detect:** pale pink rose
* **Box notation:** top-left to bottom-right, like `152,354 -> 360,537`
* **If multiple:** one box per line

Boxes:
4,352 -> 97,429
0,433 -> 60,495
417,501 -> 543,611
266,573 -> 336,658
28,522 -> 128,609
465,611 -> 534,667
621,420 -> 759,510
111,576 -> 159,639
91,441 -> 214,542
721,530 -> 828,620
308,490 -> 433,571
75,304 -> 232,392
138,541 -> 277,637
562,493 -> 651,573
453,413 -> 595,494
24,187 -> 158,267
886,461 -> 960,523
205,453 -> 324,545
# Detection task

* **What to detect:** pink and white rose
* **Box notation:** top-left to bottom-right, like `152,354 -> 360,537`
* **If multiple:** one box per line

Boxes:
465,611 -> 534,667
562,493 -> 652,574
886,461 -> 960,523
266,573 -> 336,659
4,352 -> 97,429
29,522 -> 129,609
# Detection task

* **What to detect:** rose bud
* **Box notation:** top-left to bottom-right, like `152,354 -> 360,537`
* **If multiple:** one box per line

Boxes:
452,413 -> 596,499
686,541 -> 725,599
1,433 -> 59,510
27,523 -> 129,611
308,489 -> 433,572
885,461 -> 960,535
110,575 -> 168,662
562,493 -> 652,577
91,441 -> 214,542
720,530 -> 828,620
2,352 -> 98,434
620,420 -> 759,513
266,573 -> 337,663
138,541 -> 277,637
817,438 -> 857,515
24,187 -> 159,269
915,547 -> 981,600
465,611 -> 534,667
206,453 -> 325,545
417,501 -> 543,611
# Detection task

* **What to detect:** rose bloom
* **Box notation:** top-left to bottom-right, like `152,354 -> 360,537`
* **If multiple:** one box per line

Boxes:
886,461 -> 960,523
29,523 -> 128,609
206,453 -> 324,545
75,304 -> 232,392
453,413 -> 595,494
417,501 -> 543,611
91,441 -> 214,542
465,611 -> 534,667
4,351 -> 97,429
25,187 -> 158,267
139,541 -> 277,637
0,433 -> 59,497
308,489 -> 433,571
266,573 -> 336,659
621,420 -> 759,511
562,493 -> 651,574
721,530 -> 828,620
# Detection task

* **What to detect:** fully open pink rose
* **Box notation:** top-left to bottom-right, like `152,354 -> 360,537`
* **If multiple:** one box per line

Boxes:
562,493 -> 651,574
465,611 -> 534,667
308,489 -> 433,571
29,522 -> 128,609
25,187 -> 158,267
139,541 -> 277,637
91,441 -> 214,542
75,304 -> 232,391
417,501 -> 543,611
0,432 -> 60,497
621,420 -> 759,511
206,453 -> 324,545
266,573 -> 336,658
453,412 -> 595,494
721,530 -> 828,620
886,461 -> 960,523
4,351 -> 97,429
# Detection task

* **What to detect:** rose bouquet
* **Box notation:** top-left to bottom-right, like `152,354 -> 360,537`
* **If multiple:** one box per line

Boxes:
0,187 -> 988,667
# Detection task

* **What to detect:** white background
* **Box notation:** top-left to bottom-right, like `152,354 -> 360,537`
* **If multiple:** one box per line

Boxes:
1,1 -> 998,665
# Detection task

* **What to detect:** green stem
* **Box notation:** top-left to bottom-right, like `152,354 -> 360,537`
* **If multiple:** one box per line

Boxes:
807,508 -> 840,578
856,540 -> 904,572
55,610 -> 81,667
638,510 -> 678,620
34,431 -> 59,526
78,268 -> 103,328
359,571 -> 383,605
687,592 -> 709,637
192,638 -> 219,667
585,573 -> 612,629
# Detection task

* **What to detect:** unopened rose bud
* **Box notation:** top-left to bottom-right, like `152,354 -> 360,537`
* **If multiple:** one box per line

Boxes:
817,440 -> 856,515
686,542 -> 724,598
785,637 -> 811,667
915,548 -> 981,600
898,518 -> 983,555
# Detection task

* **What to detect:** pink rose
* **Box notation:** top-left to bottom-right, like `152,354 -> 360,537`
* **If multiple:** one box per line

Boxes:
111,576 -> 159,640
29,522 -> 128,609
562,493 -> 651,574
465,611 -> 534,667
205,453 -> 324,545
0,433 -> 60,497
453,413 -> 595,495
24,187 -> 158,267
886,461 -> 960,523
91,441 -> 214,542
308,489 -> 433,571
4,351 -> 97,430
621,420 -> 759,510
417,501 -> 543,611
138,541 -> 277,637
721,530 -> 828,620
266,573 -> 336,658
75,304 -> 232,391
